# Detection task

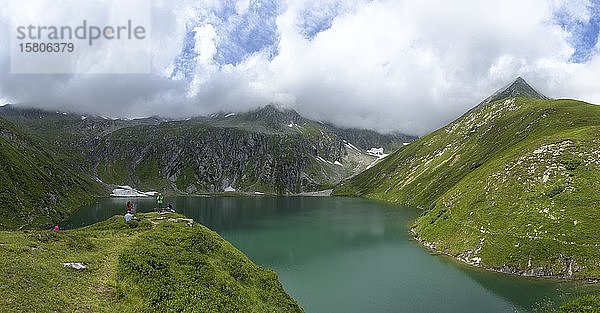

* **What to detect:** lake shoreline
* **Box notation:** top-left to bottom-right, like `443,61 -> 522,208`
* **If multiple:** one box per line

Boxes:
104,189 -> 334,200
409,227 -> 600,283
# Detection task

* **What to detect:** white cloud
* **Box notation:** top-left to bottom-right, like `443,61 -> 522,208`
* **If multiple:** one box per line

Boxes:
235,0 -> 250,15
188,24 -> 218,96
215,0 -> 595,134
0,0 -> 599,135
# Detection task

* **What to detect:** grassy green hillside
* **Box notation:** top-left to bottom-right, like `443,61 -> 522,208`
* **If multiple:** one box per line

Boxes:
0,212 -> 303,312
334,97 -> 600,278
0,117 -> 104,230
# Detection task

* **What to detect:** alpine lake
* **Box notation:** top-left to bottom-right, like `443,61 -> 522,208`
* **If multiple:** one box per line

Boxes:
62,196 -> 599,313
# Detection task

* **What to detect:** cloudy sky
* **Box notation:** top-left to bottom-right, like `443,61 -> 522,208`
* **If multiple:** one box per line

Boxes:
0,0 -> 599,135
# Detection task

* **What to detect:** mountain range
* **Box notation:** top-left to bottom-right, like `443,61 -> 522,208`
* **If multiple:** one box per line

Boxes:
0,104 -> 414,229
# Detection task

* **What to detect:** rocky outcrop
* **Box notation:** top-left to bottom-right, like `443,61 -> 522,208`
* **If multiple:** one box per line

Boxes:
94,123 -> 349,193
412,228 -> 583,279
476,76 -> 549,109
325,125 -> 416,151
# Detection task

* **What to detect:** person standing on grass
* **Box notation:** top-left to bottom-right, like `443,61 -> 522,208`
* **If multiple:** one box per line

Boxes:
156,193 -> 164,210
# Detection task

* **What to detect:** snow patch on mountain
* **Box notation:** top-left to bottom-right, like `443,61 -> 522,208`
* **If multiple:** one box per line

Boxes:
367,147 -> 387,157
111,185 -> 157,197
343,140 -> 361,152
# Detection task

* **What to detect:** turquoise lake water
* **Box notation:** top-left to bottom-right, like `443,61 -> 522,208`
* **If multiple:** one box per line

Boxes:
63,196 -> 596,313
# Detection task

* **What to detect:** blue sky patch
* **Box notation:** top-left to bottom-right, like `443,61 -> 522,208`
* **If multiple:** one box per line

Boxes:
298,2 -> 342,40
170,25 -> 199,80
170,0 -> 280,80
554,1 -> 600,63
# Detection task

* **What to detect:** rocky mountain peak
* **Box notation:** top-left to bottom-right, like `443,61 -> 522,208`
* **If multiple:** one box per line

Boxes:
479,76 -> 549,106
244,104 -> 306,126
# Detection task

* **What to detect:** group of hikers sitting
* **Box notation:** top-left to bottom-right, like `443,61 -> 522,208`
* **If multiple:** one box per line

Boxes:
123,193 -> 175,222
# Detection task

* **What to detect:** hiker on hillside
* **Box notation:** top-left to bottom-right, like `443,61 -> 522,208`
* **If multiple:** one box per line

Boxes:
156,193 -> 164,210
126,201 -> 134,213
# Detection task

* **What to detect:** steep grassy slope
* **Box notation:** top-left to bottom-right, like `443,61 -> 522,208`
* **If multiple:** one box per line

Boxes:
0,212 -> 303,312
0,117 -> 103,230
334,97 -> 600,278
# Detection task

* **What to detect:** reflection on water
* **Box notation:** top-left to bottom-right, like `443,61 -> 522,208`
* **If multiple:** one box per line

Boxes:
64,196 -> 597,313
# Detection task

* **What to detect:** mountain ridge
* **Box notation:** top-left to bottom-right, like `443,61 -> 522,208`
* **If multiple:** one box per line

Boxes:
0,104 -> 415,196
334,79 -> 600,279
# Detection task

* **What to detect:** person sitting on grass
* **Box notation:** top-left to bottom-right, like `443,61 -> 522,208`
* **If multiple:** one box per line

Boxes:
124,211 -> 134,222
126,201 -> 135,214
